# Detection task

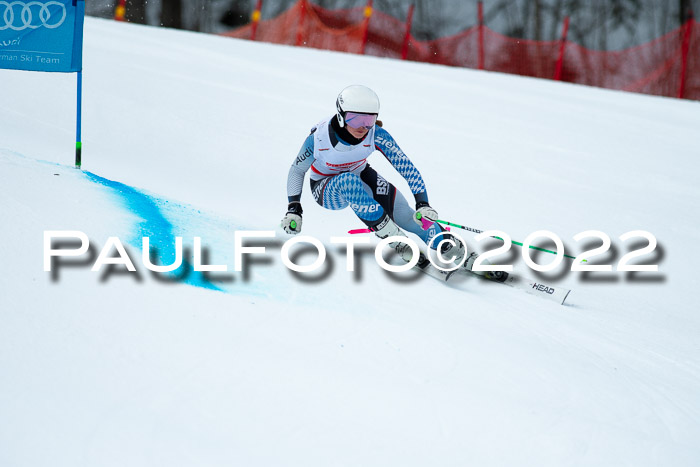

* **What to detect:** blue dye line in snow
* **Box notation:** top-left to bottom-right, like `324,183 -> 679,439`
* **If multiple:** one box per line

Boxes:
83,171 -> 222,292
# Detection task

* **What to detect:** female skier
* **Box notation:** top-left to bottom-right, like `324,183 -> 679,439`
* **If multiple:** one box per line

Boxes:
280,84 -> 471,269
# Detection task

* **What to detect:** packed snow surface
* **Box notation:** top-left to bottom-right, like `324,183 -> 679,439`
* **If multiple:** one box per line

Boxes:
2,17 -> 700,467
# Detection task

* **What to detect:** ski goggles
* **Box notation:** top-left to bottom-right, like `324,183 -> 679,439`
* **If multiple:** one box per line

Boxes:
345,112 -> 377,129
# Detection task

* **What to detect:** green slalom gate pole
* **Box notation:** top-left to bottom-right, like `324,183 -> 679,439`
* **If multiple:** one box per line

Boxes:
433,218 -> 584,262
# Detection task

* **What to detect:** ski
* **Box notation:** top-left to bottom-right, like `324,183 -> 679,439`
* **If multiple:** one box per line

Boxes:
410,253 -> 455,282
408,255 -> 571,305
460,270 -> 571,305
385,246 -> 571,305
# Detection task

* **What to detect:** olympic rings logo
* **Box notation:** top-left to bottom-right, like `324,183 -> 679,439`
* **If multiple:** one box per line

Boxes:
0,1 -> 67,31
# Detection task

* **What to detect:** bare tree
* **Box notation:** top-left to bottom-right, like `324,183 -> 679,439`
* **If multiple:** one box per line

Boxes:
161,0 -> 183,28
680,0 -> 693,23
533,0 -> 543,40
125,0 -> 147,24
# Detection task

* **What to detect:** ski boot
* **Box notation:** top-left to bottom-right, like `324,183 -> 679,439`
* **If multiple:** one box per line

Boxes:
371,215 -> 431,268
439,234 -> 509,282
464,252 -> 509,282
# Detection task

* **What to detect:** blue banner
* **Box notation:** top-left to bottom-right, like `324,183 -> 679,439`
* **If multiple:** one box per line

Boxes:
0,0 -> 85,73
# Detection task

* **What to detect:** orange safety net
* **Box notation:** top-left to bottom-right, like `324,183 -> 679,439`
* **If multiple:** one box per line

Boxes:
222,0 -> 699,101
224,0 -> 367,53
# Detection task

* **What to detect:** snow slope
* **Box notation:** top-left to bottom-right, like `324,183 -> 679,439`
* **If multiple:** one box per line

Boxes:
1,17 -> 700,467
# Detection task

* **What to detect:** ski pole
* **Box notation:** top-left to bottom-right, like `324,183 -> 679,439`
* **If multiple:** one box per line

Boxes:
430,217 -> 583,262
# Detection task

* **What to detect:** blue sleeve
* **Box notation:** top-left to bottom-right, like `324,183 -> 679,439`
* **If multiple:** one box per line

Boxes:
287,133 -> 315,203
373,126 -> 429,205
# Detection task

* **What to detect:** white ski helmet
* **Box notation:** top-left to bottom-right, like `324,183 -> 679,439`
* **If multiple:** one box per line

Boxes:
336,85 -> 380,127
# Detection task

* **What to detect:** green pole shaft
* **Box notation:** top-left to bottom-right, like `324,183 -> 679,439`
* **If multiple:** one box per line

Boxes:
436,219 -> 582,261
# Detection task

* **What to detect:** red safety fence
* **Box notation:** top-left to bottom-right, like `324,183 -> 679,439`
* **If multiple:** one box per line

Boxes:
223,0 -> 699,101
